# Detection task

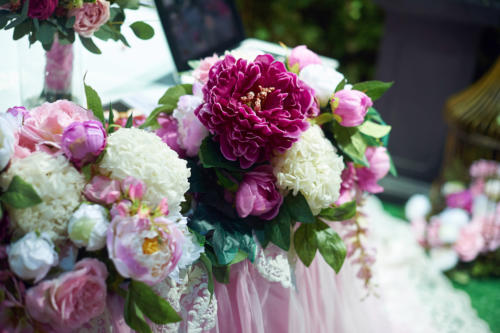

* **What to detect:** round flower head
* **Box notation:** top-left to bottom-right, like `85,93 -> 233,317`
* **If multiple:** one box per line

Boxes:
288,45 -> 321,72
196,54 -> 318,169
61,120 -> 107,168
272,125 -> 344,215
27,0 -> 57,20
68,203 -> 109,251
0,113 -> 16,171
70,0 -> 110,37
98,128 -> 190,215
172,94 -> 208,157
0,152 -> 85,241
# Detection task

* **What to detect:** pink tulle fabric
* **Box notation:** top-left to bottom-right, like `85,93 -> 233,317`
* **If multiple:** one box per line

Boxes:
210,255 -> 393,333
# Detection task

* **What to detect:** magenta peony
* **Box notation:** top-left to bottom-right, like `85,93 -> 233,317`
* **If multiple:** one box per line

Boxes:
61,120 -> 106,168
69,0 -> 110,37
27,0 -> 57,20
196,54 -> 318,169
235,165 -> 283,220
288,45 -> 321,72
331,89 -> 372,127
25,258 -> 108,332
445,190 -> 473,213
84,175 -> 121,205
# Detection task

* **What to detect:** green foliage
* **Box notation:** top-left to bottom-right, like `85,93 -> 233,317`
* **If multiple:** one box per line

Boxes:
141,84 -> 192,129
331,121 -> 368,166
358,120 -> 391,139
84,82 -> 105,124
284,192 -> 315,223
198,138 -> 242,172
235,0 -> 384,82
319,200 -> 356,221
294,223 -> 317,266
0,176 -> 42,209
352,80 -> 393,101
130,21 -> 155,40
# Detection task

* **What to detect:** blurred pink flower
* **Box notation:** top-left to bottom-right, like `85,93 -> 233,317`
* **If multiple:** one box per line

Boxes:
427,217 -> 442,248
357,146 -> 391,194
192,54 -> 221,84
411,218 -> 427,246
331,89 -> 372,127
25,258 -> 108,332
469,160 -> 498,179
454,222 -> 485,262
156,114 -> 185,157
445,189 -> 473,213
288,45 -> 321,71
27,0 -> 57,20
84,175 -> 121,205
69,0 -> 110,37
173,94 -> 208,157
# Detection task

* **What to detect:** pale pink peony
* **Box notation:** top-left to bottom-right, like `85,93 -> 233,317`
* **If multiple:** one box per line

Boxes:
70,0 -> 110,38
155,114 -> 184,157
454,222 -> 485,262
19,100 -> 96,154
479,214 -> 500,252
172,94 -> 208,157
288,45 -> 322,72
357,146 -> 391,193
84,175 -> 121,205
427,217 -> 443,248
469,160 -> 499,179
192,54 -> 221,84
121,176 -> 145,201
25,258 -> 108,332
411,218 -> 427,247
331,89 -> 372,127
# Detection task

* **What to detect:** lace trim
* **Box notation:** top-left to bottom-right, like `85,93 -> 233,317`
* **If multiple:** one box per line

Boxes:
255,243 -> 295,289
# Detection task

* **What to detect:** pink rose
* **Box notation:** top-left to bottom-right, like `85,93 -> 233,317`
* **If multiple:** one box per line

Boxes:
331,89 -> 372,127
235,165 -> 283,220
70,0 -> 110,38
19,100 -> 96,154
288,45 -> 321,72
84,175 -> 121,205
192,54 -> 221,84
25,258 -> 108,332
61,120 -> 106,168
357,146 -> 391,193
27,0 -> 57,20
454,222 -> 485,262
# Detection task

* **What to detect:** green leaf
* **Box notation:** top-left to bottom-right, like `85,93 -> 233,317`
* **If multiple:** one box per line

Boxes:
20,0 -> 29,18
5,17 -> 25,30
334,78 -> 347,92
315,221 -> 346,273
125,113 -> 134,128
332,121 -> 368,166
13,20 -> 30,40
319,201 -> 356,221
215,169 -> 238,191
124,290 -> 152,333
213,265 -> 230,284
293,223 -> 317,267
199,253 -> 214,297
358,121 -> 391,139
0,176 -> 42,209
65,16 -> 75,29
284,192 -> 315,223
212,224 -> 239,265
352,80 -> 393,101
314,112 -> 333,126
107,104 -> 114,132
116,0 -> 140,9
198,138 -> 242,172
130,21 -> 154,40
389,153 -> 398,177
84,82 -> 105,124
79,35 -> 101,54
37,22 -> 55,45
230,250 -> 248,265
130,280 -> 182,324
265,208 -> 291,251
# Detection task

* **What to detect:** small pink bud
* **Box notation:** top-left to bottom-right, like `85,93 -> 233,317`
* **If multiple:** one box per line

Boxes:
61,120 -> 106,168
121,176 -> 146,201
157,198 -> 169,216
84,175 -> 121,205
331,89 -> 372,127
288,45 -> 321,72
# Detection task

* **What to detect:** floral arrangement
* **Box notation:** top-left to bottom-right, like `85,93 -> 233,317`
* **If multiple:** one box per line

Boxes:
407,160 -> 500,280
0,93 -> 204,331
143,45 -> 396,290
0,0 -> 154,53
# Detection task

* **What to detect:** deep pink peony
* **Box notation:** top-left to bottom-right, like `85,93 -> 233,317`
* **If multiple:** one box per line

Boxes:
235,165 -> 283,220
61,120 -> 106,168
288,45 -> 321,72
84,175 -> 121,205
69,0 -> 110,37
25,258 -> 108,332
19,100 -> 96,154
445,189 -> 473,213
27,0 -> 57,20
331,89 -> 372,127
196,54 -> 318,169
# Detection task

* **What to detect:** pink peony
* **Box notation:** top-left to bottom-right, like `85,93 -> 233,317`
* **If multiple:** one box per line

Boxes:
6,106 -> 29,126
357,146 -> 390,194
69,0 -> 110,37
107,214 -> 184,285
121,176 -> 145,201
454,222 -> 485,262
19,100 -> 96,154
331,89 -> 372,127
445,189 -> 473,213
84,175 -> 121,205
173,94 -> 209,157
469,160 -> 499,179
337,162 -> 358,205
25,258 -> 108,332
27,0 -> 57,20
480,214 -> 500,252
288,45 -> 321,72
235,165 -> 283,220
156,114 -> 185,157
61,120 -> 106,168
196,54 -> 318,169
192,54 -> 221,84
110,200 -> 132,219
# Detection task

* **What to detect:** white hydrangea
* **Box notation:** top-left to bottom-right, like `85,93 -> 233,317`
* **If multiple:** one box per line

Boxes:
0,152 -> 85,241
99,128 -> 190,215
272,125 -> 344,215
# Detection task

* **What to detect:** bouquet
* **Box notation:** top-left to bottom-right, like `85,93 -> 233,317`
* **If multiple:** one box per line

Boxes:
407,160 -> 500,279
0,0 -> 154,53
143,45 -> 396,289
0,94 -> 207,332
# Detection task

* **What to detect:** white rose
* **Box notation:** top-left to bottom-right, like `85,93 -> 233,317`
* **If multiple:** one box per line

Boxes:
405,194 -> 431,221
299,64 -> 344,107
68,203 -> 109,251
429,247 -> 459,271
438,208 -> 469,244
8,232 -> 58,282
0,113 -> 17,170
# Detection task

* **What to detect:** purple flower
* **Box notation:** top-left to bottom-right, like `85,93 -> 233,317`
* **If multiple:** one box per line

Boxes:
446,190 -> 473,213
288,45 -> 321,72
155,114 -> 185,157
27,0 -> 58,20
61,120 -> 106,168
84,175 -> 121,205
331,89 -> 372,127
196,54 -> 318,169
235,165 -> 283,220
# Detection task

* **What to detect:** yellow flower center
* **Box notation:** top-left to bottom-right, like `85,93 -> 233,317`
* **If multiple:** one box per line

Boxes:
142,237 -> 160,255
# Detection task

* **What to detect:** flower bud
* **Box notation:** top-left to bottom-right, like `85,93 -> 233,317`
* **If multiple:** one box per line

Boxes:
288,45 -> 322,72
61,120 -> 106,168
8,232 -> 58,282
68,203 -> 109,251
331,89 -> 372,127
84,175 -> 121,205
